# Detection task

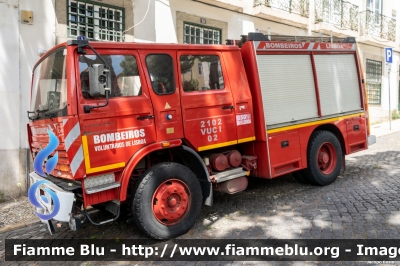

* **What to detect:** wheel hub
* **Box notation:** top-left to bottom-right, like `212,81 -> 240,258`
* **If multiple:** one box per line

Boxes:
319,152 -> 329,164
152,179 -> 191,225
317,142 -> 337,174
168,197 -> 177,207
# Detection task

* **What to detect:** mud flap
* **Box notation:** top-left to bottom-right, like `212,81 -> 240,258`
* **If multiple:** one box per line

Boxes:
45,220 -> 55,235
69,216 -> 82,231
368,135 -> 376,146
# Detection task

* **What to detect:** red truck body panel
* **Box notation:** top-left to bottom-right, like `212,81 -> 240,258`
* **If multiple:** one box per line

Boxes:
239,40 -> 367,178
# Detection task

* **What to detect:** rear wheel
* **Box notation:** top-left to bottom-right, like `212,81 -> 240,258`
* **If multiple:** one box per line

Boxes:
303,131 -> 342,186
132,162 -> 202,239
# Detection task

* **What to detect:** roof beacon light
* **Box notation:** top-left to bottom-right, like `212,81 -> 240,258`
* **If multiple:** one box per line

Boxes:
77,35 -> 86,41
37,48 -> 47,57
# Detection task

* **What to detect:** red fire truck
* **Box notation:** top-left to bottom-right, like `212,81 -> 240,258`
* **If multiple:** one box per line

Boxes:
27,33 -> 375,239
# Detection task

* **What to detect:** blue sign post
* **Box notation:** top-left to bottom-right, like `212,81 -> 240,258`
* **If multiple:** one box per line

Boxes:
385,47 -> 393,130
385,47 -> 393,64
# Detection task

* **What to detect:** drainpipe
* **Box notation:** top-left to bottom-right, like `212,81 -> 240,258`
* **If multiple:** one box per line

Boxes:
26,146 -> 30,195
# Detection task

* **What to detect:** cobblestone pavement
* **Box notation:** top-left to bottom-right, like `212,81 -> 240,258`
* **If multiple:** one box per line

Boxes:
0,197 -> 38,229
1,132 -> 400,265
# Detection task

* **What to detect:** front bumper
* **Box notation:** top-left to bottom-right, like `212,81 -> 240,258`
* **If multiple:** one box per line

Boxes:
28,172 -> 75,223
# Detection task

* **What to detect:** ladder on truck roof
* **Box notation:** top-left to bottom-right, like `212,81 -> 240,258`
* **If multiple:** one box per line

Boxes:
226,32 -> 356,46
246,32 -> 356,43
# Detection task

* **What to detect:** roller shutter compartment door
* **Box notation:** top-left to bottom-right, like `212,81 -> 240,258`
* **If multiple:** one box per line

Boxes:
257,54 -> 318,126
314,54 -> 362,116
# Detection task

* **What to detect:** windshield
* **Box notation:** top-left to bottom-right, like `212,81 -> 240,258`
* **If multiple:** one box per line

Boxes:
30,47 -> 67,119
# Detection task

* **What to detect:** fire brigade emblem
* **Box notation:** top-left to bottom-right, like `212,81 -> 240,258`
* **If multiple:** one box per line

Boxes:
33,129 -> 59,176
28,180 -> 60,220
28,130 -> 60,220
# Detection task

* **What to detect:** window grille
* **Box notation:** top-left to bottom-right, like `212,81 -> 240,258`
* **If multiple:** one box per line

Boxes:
366,59 -> 382,104
67,0 -> 125,41
183,22 -> 221,44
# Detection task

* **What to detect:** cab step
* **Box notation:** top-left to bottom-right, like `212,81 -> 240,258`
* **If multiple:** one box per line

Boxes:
211,167 -> 249,183
85,182 -> 120,194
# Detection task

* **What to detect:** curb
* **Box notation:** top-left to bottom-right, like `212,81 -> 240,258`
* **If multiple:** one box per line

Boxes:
0,221 -> 41,234
371,130 -> 397,138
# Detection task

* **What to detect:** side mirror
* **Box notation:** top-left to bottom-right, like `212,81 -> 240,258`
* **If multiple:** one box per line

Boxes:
89,64 -> 110,97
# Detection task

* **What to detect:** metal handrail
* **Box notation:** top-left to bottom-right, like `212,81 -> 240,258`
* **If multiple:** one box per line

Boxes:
254,0 -> 310,18
360,10 -> 396,42
315,0 -> 358,31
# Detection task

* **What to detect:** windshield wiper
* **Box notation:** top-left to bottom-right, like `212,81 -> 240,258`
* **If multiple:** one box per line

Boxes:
44,107 -> 67,118
27,109 -> 48,121
27,111 -> 37,121
27,108 -> 56,121
45,113 -> 55,118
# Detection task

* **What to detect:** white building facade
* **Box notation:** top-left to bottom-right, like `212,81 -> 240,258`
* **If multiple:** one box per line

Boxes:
1,0 -> 398,198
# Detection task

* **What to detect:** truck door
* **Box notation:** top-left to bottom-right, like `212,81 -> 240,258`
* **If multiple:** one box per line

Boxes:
139,51 -> 184,141
178,51 -> 238,151
77,51 -> 157,175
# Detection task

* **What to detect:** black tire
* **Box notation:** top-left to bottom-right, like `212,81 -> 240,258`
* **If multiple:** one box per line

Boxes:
292,170 -> 309,184
303,131 -> 342,186
131,162 -> 203,239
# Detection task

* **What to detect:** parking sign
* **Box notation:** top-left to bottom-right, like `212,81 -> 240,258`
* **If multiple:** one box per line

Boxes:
385,47 -> 393,64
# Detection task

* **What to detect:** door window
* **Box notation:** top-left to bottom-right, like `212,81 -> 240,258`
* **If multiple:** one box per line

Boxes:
79,54 -> 142,99
180,55 -> 224,92
146,54 -> 175,95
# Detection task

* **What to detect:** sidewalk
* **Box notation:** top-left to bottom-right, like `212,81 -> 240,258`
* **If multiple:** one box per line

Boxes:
1,119 -> 400,234
370,118 -> 400,137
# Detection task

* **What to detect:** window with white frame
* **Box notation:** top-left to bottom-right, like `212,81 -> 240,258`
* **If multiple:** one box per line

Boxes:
365,0 -> 384,37
183,23 -> 221,44
68,0 -> 124,41
320,0 -> 342,25
366,0 -> 382,14
366,59 -> 382,105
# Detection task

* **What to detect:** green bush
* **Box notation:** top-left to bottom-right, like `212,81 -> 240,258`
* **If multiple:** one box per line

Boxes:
392,110 -> 400,120
183,79 -> 199,92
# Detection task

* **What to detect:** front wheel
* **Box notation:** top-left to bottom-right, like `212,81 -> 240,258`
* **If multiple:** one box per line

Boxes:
131,162 -> 203,239
303,131 -> 342,186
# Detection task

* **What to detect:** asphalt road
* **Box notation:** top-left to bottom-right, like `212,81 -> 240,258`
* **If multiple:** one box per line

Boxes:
1,132 -> 400,265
